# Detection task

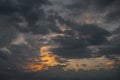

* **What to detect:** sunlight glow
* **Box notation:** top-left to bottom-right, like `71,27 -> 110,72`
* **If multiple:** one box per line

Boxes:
22,46 -> 58,72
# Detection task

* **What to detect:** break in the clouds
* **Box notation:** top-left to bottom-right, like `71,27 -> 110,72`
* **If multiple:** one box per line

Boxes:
0,0 -> 120,80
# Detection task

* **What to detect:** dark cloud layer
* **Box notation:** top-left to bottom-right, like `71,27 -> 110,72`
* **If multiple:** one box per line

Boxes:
0,68 -> 120,80
0,0 -> 53,35
0,0 -> 119,61
100,28 -> 120,56
0,0 -> 48,15
0,17 -> 17,48
52,24 -> 110,58
0,0 -> 120,80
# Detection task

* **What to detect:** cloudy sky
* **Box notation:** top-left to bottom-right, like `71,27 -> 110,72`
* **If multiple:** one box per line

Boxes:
0,0 -> 120,80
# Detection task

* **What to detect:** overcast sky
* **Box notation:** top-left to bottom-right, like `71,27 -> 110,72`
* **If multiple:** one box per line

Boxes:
0,0 -> 120,80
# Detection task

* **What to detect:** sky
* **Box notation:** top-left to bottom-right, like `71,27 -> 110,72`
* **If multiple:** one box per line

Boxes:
0,0 -> 120,80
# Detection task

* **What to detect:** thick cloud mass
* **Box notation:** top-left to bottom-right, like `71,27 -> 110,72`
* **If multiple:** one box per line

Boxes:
52,24 -> 110,58
0,16 -> 17,48
0,0 -> 48,14
0,0 -> 120,80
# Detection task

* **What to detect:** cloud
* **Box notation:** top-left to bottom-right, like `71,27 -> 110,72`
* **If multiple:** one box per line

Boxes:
96,26 -> 120,57
48,0 -> 120,32
0,0 -> 55,35
1,66 -> 120,80
0,0 -> 48,15
52,23 -> 110,58
0,0 -> 120,80
62,56 -> 120,71
0,16 -> 17,48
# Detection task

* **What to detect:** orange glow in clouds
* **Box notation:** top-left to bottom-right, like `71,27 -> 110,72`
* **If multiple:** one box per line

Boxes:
22,46 -> 58,72
21,47 -> 120,72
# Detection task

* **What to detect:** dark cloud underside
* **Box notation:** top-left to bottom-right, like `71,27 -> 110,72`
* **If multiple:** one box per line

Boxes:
0,0 -> 120,80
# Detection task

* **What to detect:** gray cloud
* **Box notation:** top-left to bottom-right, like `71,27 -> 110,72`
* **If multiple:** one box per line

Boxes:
0,16 -> 17,48
52,23 -> 110,58
0,67 -> 120,80
0,0 -> 48,15
0,0 -> 120,80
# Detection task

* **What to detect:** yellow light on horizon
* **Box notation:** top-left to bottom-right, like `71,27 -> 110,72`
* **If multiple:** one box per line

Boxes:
22,46 -> 58,72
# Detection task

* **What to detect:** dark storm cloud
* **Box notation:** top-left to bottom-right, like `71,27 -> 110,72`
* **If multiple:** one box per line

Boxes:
0,0 -> 57,35
50,0 -> 120,24
46,0 -> 120,58
99,28 -> 120,56
12,6 -> 64,35
65,0 -> 115,11
104,0 -> 120,22
0,16 -> 17,48
100,45 -> 120,56
72,24 -> 110,45
0,44 -> 37,78
52,23 -> 110,58
92,0 -> 120,23
91,0 -> 120,22
0,0 -> 119,62
1,67 -> 120,80
0,0 -> 120,80
0,51 -> 8,60
0,0 -> 48,15
52,32 -> 90,58
29,67 -> 120,80
113,26 -> 120,34
0,26 -> 16,47
106,10 -> 120,22
0,0 -> 50,49
65,0 -> 90,12
93,0 -> 116,11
